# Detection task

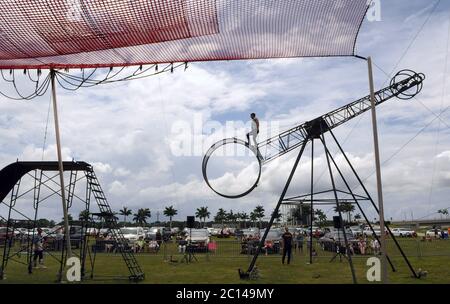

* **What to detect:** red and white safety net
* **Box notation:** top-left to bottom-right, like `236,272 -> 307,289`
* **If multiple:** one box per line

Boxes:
0,0 -> 369,69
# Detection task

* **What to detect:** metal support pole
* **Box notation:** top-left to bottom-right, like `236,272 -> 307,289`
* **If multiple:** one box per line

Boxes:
367,57 -> 388,283
245,140 -> 308,274
328,129 -> 417,278
321,134 -> 357,284
320,133 -> 396,272
309,139 -> 314,264
50,70 -> 72,261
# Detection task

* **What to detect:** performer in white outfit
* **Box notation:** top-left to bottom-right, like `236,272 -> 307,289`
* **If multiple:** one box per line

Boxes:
246,113 -> 259,147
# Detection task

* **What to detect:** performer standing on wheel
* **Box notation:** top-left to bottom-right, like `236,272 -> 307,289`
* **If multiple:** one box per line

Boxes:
246,113 -> 259,147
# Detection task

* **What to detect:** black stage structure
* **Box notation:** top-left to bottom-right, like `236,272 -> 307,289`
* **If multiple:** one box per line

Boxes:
0,161 -> 144,281
203,70 -> 425,283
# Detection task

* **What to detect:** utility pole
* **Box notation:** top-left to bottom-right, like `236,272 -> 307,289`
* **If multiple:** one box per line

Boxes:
50,70 -> 72,261
367,57 -> 388,284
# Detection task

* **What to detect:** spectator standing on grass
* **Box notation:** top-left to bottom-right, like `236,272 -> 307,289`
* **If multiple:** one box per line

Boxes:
32,228 -> 46,268
149,240 -> 159,251
135,236 -> 145,253
156,229 -> 162,247
178,235 -> 187,253
358,237 -> 366,255
281,227 -> 293,264
295,232 -> 304,253
264,240 -> 273,256
306,234 -> 312,250
371,238 -> 380,255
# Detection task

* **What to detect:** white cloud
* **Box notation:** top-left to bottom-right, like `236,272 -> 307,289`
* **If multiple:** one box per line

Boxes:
92,162 -> 112,174
0,0 -> 449,223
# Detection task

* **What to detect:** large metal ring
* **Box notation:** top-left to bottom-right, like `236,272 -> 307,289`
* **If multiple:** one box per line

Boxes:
390,69 -> 425,100
202,138 -> 262,199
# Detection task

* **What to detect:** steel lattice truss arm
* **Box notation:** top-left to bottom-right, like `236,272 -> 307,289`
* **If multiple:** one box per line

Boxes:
258,70 -> 425,164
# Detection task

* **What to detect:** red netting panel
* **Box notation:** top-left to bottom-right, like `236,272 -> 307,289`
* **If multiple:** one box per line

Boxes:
0,0 -> 368,69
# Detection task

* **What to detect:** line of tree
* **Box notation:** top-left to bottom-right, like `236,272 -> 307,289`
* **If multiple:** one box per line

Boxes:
70,203 -> 380,229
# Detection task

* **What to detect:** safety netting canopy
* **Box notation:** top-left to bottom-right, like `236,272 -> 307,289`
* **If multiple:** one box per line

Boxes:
0,0 -> 369,69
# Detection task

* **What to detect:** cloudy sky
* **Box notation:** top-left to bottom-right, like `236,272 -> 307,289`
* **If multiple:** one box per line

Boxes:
0,0 -> 449,224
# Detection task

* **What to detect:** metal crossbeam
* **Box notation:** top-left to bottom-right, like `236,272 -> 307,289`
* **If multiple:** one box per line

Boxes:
258,72 -> 425,163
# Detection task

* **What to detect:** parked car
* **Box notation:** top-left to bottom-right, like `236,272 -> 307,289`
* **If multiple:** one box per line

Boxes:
363,226 -> 386,237
265,228 -> 282,242
147,227 -> 171,241
206,227 -> 216,236
86,227 -> 98,236
242,228 -> 260,239
391,228 -> 416,237
261,229 -> 283,254
24,227 -> 51,238
426,229 -> 442,238
185,228 -> 210,250
319,230 -> 359,253
319,229 -> 359,252
120,227 -> 145,245
43,225 -> 84,249
0,226 -> 14,238
99,228 -> 110,236
348,226 -> 363,237
305,226 -> 324,238
216,228 -> 232,238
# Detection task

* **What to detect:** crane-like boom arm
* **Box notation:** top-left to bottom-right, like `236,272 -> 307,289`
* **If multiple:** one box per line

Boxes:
258,70 -> 425,164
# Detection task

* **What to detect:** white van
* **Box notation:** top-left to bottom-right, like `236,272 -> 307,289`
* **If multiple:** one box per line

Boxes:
120,227 -> 145,244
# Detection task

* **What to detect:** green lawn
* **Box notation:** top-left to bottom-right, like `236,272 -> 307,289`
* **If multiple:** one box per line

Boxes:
1,238 -> 449,284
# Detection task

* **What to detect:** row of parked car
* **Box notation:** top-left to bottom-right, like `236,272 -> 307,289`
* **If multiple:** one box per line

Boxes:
0,226 -> 84,240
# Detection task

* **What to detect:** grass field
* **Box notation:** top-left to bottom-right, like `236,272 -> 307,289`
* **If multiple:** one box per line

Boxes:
1,238 -> 449,284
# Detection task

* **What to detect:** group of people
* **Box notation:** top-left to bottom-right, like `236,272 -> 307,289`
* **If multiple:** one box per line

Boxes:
131,236 -> 160,253
96,230 -> 164,253
279,228 -> 317,264
355,236 -> 380,255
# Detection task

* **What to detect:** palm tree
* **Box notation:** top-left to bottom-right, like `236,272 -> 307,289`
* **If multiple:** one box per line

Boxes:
253,205 -> 265,228
240,212 -> 249,228
334,202 -> 355,223
214,208 -> 227,228
272,210 -> 282,224
133,208 -> 151,226
78,210 -> 90,222
227,210 -> 237,226
163,206 -> 178,228
196,207 -> 210,227
271,209 -> 282,225
315,209 -> 327,228
354,213 -> 362,221
250,212 -> 258,227
293,204 -> 312,225
119,207 -> 132,225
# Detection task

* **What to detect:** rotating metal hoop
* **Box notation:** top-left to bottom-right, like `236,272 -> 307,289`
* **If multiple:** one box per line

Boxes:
389,69 -> 425,100
202,138 -> 262,199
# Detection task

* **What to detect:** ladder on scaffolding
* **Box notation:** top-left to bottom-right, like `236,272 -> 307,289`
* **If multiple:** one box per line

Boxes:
85,166 -> 144,281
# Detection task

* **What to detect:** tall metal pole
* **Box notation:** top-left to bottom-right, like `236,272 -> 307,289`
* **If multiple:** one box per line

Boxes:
367,57 -> 388,283
309,139 -> 314,264
246,140 -> 308,274
50,70 -> 72,259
